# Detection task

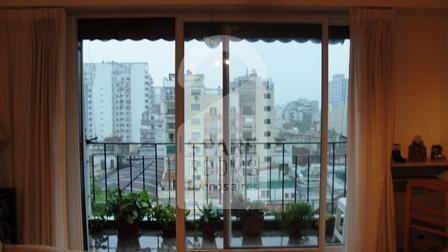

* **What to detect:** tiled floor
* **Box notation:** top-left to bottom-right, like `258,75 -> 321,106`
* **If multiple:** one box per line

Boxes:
89,230 -> 341,251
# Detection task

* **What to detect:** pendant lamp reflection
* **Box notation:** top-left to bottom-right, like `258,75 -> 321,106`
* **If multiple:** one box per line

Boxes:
203,35 -> 222,49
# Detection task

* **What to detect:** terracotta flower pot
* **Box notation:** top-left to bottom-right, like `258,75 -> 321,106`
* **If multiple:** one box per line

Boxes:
241,213 -> 264,236
89,219 -> 105,235
287,219 -> 304,239
201,218 -> 219,239
325,218 -> 335,237
116,218 -> 141,237
162,223 -> 176,237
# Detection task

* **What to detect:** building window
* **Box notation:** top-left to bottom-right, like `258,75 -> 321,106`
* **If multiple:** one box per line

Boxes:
264,131 -> 271,137
264,106 -> 271,112
209,107 -> 217,116
242,106 -> 255,115
191,132 -> 201,141
264,93 -> 271,99
167,122 -> 175,129
191,89 -> 201,96
264,119 -> 271,124
191,104 -> 200,111
243,131 -> 252,140
261,190 -> 271,198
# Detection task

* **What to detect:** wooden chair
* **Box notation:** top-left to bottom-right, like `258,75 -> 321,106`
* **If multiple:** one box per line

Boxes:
403,179 -> 448,252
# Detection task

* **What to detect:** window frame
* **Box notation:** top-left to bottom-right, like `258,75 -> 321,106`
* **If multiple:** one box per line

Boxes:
73,10 -> 348,252
175,13 -> 346,252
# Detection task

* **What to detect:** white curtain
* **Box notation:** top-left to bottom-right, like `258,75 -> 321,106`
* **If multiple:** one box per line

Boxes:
346,8 -> 397,252
0,9 -> 69,248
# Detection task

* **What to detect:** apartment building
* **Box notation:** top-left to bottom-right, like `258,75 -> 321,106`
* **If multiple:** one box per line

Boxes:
83,62 -> 151,142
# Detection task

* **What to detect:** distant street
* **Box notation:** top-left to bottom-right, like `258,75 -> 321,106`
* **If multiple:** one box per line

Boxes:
95,157 -> 165,197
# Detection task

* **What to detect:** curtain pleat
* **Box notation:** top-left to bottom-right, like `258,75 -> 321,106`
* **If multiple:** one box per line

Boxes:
346,8 -> 397,252
0,9 -> 68,248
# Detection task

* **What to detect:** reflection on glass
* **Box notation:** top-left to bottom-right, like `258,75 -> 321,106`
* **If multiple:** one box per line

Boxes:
82,38 -> 176,250
182,23 -> 346,249
229,37 -> 322,248
326,36 -> 350,245
184,35 -> 225,249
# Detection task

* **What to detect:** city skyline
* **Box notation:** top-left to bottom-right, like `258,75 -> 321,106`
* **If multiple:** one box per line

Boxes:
83,61 -> 348,143
82,39 -> 350,105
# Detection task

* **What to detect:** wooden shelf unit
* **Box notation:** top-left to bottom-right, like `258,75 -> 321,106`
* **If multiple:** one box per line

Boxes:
391,159 -> 448,168
391,160 -> 448,192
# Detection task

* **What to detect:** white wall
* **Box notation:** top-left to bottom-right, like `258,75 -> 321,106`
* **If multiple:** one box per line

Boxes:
393,14 -> 446,155
393,13 -> 448,249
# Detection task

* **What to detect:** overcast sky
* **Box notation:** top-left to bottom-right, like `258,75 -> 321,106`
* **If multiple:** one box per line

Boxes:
83,39 -> 349,105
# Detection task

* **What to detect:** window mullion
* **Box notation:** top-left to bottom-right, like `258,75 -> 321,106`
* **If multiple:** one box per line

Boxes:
175,17 -> 186,252
222,24 -> 232,249
319,19 -> 329,252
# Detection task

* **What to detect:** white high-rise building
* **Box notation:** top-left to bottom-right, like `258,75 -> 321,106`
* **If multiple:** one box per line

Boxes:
329,74 -> 348,104
83,62 -> 152,142
230,69 -> 275,170
329,74 -> 348,138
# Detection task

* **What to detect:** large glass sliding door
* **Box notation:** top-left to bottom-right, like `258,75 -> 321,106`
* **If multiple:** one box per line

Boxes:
181,22 -> 327,249
80,18 -> 177,251
326,25 -> 350,246
228,23 -> 322,248
79,16 -> 348,252
183,23 -> 225,249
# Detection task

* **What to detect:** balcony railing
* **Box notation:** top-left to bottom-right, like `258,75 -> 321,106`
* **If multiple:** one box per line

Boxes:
86,141 -> 346,217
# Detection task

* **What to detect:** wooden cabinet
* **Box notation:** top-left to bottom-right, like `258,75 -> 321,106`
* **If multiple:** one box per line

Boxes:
391,160 -> 448,191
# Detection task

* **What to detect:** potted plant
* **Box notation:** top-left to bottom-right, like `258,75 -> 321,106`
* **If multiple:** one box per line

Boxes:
325,212 -> 335,237
106,190 -> 151,237
237,200 -> 264,237
277,202 -> 312,239
89,201 -> 107,235
197,201 -> 222,239
153,203 -> 176,237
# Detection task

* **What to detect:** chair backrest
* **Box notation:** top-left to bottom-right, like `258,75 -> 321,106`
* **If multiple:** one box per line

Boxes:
403,179 -> 448,252
407,179 -> 448,193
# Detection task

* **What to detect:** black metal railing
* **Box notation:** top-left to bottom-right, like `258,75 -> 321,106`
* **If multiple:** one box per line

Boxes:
86,141 -> 346,217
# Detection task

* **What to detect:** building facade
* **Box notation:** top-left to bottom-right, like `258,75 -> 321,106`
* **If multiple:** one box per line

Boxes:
329,74 -> 348,139
83,62 -> 152,142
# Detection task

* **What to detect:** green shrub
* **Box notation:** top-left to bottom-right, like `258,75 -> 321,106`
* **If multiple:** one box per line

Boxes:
197,201 -> 222,223
106,190 -> 152,225
277,202 -> 312,228
152,203 -> 176,228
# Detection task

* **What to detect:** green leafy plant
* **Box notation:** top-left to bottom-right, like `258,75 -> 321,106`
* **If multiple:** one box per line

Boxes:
197,201 -> 222,223
231,194 -> 264,218
325,211 -> 336,237
152,203 -> 176,227
106,190 -> 152,225
152,202 -> 176,237
278,202 -> 312,227
91,201 -> 107,221
231,196 -> 265,236
196,201 -> 222,238
277,202 -> 312,238
89,201 -> 107,234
